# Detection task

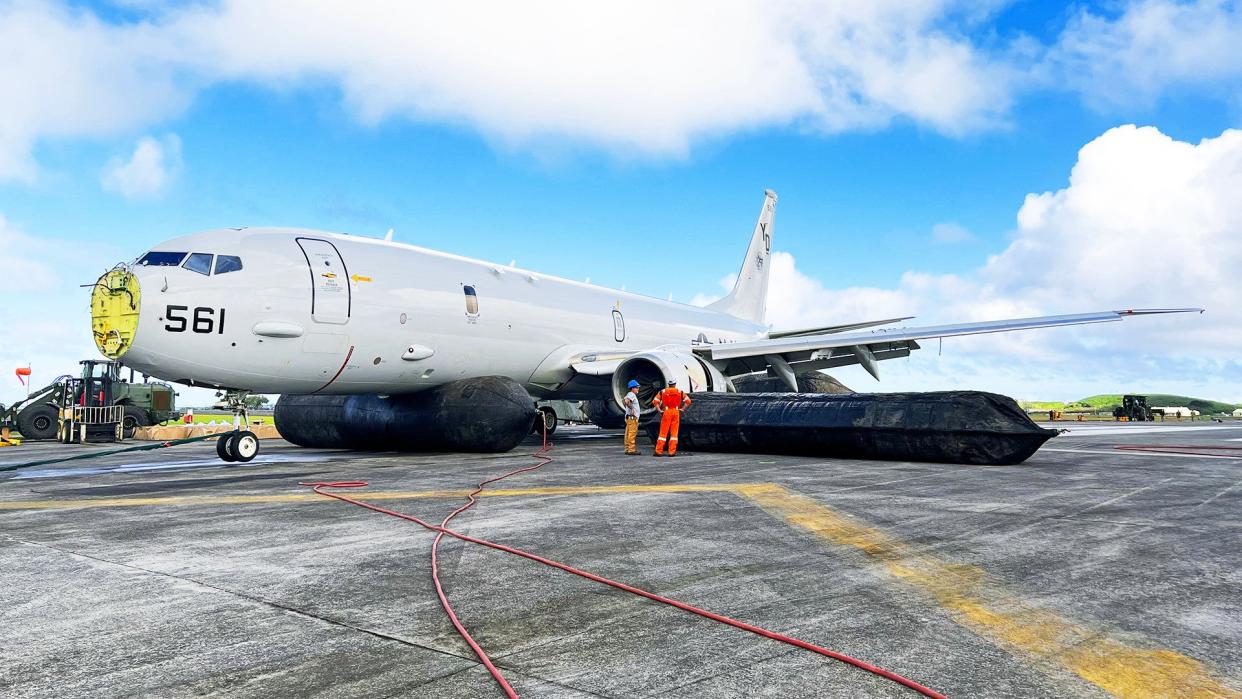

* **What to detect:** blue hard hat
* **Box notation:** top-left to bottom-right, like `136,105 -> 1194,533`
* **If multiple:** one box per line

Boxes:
627,380 -> 640,389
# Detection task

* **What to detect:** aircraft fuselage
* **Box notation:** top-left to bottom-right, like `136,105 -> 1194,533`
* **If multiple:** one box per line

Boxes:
108,228 -> 766,397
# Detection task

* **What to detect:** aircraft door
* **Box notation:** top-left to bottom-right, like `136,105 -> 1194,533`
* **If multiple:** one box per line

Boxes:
296,238 -> 351,324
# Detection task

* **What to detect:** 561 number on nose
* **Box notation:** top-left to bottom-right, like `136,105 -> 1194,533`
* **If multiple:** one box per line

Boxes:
165,305 -> 226,334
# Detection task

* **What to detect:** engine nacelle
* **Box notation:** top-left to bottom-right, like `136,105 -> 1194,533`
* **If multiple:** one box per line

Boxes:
611,349 -> 729,413
275,376 -> 536,453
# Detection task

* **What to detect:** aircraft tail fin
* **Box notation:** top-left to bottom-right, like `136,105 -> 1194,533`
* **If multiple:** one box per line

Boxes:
708,189 -> 776,325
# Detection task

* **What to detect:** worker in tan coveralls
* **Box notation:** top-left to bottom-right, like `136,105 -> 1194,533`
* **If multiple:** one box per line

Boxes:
622,379 -> 641,455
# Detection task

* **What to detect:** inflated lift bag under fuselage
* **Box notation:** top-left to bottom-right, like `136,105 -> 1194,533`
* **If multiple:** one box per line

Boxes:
275,376 -> 537,453
641,391 -> 1057,465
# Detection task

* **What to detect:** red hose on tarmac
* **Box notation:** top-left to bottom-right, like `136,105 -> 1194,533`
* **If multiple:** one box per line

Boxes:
307,430 -> 555,698
426,438 -> 553,699
302,430 -> 947,699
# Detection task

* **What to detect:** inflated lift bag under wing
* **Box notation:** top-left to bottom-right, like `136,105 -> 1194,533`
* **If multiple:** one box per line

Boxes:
643,391 -> 1056,465
275,376 -> 536,453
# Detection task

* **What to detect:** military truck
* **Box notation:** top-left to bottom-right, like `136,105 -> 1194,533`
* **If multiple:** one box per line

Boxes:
1113,394 -> 1155,422
0,360 -> 181,440
531,399 -> 589,436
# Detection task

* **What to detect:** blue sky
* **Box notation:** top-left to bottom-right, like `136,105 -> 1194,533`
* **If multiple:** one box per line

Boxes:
2,0 -> 1241,406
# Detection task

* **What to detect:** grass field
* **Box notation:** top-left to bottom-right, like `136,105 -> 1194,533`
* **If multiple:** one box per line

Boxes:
1021,393 -> 1241,414
3,412 -> 274,440
161,414 -> 275,426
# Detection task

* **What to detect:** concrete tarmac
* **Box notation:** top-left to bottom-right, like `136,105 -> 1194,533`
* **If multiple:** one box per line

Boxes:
1,423 -> 1240,698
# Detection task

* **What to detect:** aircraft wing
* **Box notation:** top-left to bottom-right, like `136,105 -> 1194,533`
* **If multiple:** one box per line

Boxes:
700,308 -> 1203,388
767,317 -> 914,338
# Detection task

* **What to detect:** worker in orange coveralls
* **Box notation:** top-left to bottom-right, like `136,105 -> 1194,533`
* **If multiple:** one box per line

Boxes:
652,379 -> 692,457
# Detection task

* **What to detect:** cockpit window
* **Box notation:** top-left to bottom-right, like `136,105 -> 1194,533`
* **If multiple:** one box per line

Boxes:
137,251 -> 187,266
214,255 -> 243,274
183,253 -> 214,276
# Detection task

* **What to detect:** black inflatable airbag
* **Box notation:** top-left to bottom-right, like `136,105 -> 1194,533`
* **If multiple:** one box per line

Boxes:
642,391 -> 1056,465
275,376 -> 536,453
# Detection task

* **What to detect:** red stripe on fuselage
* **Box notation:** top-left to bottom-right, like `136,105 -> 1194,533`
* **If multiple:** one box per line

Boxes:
313,345 -> 355,393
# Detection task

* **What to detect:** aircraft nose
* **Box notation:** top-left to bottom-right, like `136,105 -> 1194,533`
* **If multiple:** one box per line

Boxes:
91,266 -> 142,359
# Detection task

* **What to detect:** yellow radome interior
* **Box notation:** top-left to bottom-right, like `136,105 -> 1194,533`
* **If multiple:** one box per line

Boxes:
92,268 -> 141,359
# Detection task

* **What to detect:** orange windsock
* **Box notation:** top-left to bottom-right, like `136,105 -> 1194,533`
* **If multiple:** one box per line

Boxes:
15,366 -> 31,386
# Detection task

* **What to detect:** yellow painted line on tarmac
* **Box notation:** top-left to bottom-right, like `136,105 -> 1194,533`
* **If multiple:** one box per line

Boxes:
734,483 -> 1242,699
0,483 -> 750,512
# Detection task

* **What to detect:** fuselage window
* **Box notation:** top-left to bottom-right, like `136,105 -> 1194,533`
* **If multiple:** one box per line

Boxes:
463,285 -> 479,316
137,251 -> 188,266
214,255 -> 243,274
612,309 -> 626,342
183,253 -> 214,276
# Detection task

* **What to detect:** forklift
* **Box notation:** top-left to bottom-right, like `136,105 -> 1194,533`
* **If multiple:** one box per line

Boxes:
57,367 -> 125,444
0,360 -> 181,441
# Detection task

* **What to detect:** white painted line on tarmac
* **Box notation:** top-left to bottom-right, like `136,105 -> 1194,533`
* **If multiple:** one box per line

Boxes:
1074,477 -> 1174,515
1041,447 -> 1242,460
1059,425 -> 1242,436
1188,477 -> 1242,510
12,454 -> 336,479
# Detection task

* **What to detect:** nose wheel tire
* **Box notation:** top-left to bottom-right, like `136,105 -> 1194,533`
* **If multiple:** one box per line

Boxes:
232,431 -> 260,462
217,430 -> 261,463
217,433 -> 238,462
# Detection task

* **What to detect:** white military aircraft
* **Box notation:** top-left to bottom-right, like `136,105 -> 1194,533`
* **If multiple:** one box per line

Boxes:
90,190 -> 1199,460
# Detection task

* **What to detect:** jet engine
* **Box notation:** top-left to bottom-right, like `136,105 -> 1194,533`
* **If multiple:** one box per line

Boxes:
610,349 -> 729,413
275,376 -> 536,452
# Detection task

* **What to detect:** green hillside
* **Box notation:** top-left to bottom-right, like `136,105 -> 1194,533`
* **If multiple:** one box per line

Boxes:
1020,400 -> 1070,410
1021,394 -> 1241,414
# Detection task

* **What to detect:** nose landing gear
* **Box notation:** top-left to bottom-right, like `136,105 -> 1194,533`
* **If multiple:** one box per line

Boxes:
215,389 -> 261,463
216,430 -> 260,462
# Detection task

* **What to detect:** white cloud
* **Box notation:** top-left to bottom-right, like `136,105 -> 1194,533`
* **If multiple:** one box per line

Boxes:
169,0 -> 1015,153
0,214 -> 59,290
101,134 -> 182,199
0,0 -> 1049,179
0,1 -> 188,182
711,125 -> 1242,399
0,214 -> 118,406
1048,0 -> 1242,109
931,222 -> 974,244
2,1 -> 1242,177
982,124 -> 1238,355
